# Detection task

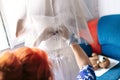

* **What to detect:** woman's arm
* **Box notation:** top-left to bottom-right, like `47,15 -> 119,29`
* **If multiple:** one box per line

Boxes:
70,43 -> 91,69
58,25 -> 91,69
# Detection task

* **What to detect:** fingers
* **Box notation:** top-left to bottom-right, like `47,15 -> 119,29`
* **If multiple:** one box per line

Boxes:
58,24 -> 70,40
44,27 -> 57,35
59,24 -> 68,33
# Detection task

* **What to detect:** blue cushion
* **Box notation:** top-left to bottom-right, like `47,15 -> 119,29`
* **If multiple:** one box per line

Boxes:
98,15 -> 120,61
97,62 -> 120,80
98,15 -> 120,45
102,45 -> 120,60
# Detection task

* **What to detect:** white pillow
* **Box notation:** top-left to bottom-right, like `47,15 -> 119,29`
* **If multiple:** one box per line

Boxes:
98,0 -> 120,17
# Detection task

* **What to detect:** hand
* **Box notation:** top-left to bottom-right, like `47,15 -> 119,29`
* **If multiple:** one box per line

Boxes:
41,27 -> 57,41
58,24 -> 70,40
58,24 -> 80,45
33,27 -> 57,46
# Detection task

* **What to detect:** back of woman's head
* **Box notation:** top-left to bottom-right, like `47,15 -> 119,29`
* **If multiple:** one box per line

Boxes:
14,47 -> 52,80
0,51 -> 22,80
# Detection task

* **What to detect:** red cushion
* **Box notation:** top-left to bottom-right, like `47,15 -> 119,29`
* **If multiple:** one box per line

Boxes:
79,18 -> 101,54
87,18 -> 101,54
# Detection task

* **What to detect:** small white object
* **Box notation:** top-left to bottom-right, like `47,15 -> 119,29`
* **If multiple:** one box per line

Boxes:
99,55 -> 105,62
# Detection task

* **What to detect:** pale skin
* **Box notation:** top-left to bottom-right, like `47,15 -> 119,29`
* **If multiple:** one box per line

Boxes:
70,43 -> 91,69
59,24 -> 92,69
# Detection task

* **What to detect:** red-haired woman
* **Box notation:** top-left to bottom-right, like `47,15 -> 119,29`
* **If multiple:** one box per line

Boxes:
0,51 -> 22,80
0,47 -> 53,80
14,47 -> 53,80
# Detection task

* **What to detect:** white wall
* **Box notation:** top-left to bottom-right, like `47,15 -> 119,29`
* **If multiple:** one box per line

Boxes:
1,0 -> 26,39
99,0 -> 120,17
0,14 -> 9,50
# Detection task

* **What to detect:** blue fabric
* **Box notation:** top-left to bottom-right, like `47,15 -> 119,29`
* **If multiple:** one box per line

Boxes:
68,34 -> 92,57
98,15 -> 120,61
97,62 -> 120,80
79,38 -> 92,57
79,43 -> 92,57
76,65 -> 96,80
101,45 -> 120,60
69,33 -> 80,45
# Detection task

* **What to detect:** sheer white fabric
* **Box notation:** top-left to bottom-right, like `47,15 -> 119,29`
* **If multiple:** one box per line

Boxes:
84,0 -> 99,20
48,47 -> 79,80
0,0 -> 99,48
25,0 -> 94,50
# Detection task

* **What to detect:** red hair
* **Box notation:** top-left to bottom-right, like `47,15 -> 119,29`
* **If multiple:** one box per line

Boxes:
14,47 -> 52,80
0,51 -> 23,80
